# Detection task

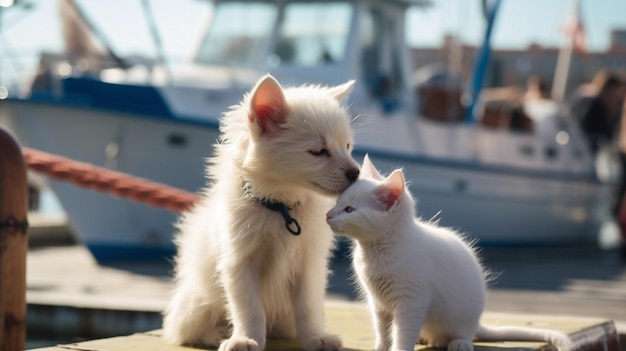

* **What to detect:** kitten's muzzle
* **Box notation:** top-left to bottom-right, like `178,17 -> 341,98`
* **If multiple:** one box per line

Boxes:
326,212 -> 341,233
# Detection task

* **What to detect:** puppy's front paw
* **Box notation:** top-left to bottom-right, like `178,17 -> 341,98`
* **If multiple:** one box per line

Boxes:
218,336 -> 262,351
447,339 -> 473,351
201,325 -> 231,347
302,334 -> 343,351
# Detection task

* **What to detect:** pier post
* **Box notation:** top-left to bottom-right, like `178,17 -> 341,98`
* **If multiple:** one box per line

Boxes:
0,126 -> 28,351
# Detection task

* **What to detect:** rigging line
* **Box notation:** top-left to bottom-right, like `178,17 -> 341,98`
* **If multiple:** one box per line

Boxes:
0,4 -> 33,78
140,0 -> 171,83
2,3 -> 35,31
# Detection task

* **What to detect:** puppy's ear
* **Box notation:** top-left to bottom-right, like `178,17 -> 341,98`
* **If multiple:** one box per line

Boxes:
328,80 -> 355,102
360,154 -> 384,181
248,74 -> 288,136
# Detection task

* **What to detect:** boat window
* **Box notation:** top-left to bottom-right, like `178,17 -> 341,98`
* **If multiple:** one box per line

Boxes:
359,7 -> 403,112
194,2 -> 277,66
269,2 -> 352,67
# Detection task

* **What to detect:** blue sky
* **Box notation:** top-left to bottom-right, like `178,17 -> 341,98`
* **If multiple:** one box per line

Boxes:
407,0 -> 626,51
1,0 -> 625,67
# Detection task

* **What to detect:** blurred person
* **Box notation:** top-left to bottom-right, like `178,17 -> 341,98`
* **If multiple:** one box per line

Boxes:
570,71 -> 624,154
524,75 -> 551,102
571,71 -> 625,223
523,75 -> 558,136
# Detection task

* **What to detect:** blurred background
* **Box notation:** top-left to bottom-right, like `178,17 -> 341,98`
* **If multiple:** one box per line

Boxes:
0,0 -> 625,93
0,0 -> 624,349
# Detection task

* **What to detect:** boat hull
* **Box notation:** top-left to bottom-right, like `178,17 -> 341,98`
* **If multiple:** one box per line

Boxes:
3,101 -> 216,261
358,151 -> 608,246
2,100 -> 609,261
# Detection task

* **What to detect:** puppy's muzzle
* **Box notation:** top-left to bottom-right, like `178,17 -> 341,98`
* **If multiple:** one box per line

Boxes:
345,168 -> 359,183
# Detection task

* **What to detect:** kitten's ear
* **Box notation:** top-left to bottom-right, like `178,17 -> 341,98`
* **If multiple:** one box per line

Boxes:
375,169 -> 405,211
327,80 -> 355,102
248,74 -> 288,136
360,154 -> 384,181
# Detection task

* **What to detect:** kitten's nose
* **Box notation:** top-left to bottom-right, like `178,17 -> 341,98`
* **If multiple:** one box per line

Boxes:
345,167 -> 359,183
325,211 -> 333,222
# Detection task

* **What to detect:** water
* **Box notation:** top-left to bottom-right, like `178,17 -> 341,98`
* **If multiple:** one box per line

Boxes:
25,335 -> 79,350
25,339 -> 63,349
39,189 -> 64,215
27,190 -> 68,350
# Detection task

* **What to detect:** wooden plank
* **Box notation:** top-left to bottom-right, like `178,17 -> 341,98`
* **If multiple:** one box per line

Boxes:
27,304 -> 619,351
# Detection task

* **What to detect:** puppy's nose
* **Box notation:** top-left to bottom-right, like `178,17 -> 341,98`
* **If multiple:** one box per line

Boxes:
345,168 -> 359,183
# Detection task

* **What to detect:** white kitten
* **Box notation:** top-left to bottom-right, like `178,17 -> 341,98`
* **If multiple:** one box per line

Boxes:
326,155 -> 571,351
162,74 -> 360,351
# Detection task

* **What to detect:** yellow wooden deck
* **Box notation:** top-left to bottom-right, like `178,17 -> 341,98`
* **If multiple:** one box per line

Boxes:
28,303 -> 619,351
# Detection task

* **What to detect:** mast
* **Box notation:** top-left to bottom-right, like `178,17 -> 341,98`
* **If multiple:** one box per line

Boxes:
551,0 -> 585,102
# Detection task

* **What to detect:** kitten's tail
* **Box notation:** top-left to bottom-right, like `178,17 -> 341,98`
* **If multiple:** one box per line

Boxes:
475,324 -> 572,351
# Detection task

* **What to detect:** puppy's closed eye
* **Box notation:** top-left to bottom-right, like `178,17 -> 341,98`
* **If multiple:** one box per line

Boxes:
309,148 -> 330,157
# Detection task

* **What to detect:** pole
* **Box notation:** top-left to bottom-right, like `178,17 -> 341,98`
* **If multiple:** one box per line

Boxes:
465,0 -> 501,123
551,0 -> 581,102
0,126 -> 28,351
551,42 -> 574,102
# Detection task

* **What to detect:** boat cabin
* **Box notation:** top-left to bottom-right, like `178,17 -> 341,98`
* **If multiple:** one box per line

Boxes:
188,0 -> 424,114
24,0 -> 598,176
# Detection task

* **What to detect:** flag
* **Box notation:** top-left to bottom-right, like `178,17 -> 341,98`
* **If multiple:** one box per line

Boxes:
561,0 -> 587,53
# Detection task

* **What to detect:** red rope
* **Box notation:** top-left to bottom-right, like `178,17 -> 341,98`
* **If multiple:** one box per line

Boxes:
23,148 -> 201,213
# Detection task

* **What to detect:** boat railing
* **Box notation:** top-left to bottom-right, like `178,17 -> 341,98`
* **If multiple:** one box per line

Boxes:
9,52 -> 161,99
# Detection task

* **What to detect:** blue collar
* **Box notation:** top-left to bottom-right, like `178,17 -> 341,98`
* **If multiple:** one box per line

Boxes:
257,198 -> 301,236
243,181 -> 302,236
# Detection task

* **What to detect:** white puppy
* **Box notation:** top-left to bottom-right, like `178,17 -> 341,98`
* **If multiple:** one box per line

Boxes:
163,74 -> 360,351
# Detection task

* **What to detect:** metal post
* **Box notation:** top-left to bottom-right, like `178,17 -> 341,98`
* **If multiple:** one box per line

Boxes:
465,0 -> 501,123
0,126 -> 28,351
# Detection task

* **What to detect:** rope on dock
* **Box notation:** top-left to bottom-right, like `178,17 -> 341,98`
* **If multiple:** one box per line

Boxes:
23,148 -> 201,213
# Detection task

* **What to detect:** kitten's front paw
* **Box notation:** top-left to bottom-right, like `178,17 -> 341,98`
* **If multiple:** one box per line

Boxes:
218,336 -> 262,351
302,334 -> 343,351
447,339 -> 473,351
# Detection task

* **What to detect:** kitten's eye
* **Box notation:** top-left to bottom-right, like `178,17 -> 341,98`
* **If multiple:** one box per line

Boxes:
346,143 -> 350,150
344,206 -> 355,213
309,148 -> 330,157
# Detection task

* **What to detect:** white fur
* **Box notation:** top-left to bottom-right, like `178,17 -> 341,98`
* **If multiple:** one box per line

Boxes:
163,75 -> 360,351
326,155 -> 572,351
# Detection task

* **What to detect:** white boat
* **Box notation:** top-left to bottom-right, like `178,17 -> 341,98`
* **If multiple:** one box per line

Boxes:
0,0 -> 616,262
